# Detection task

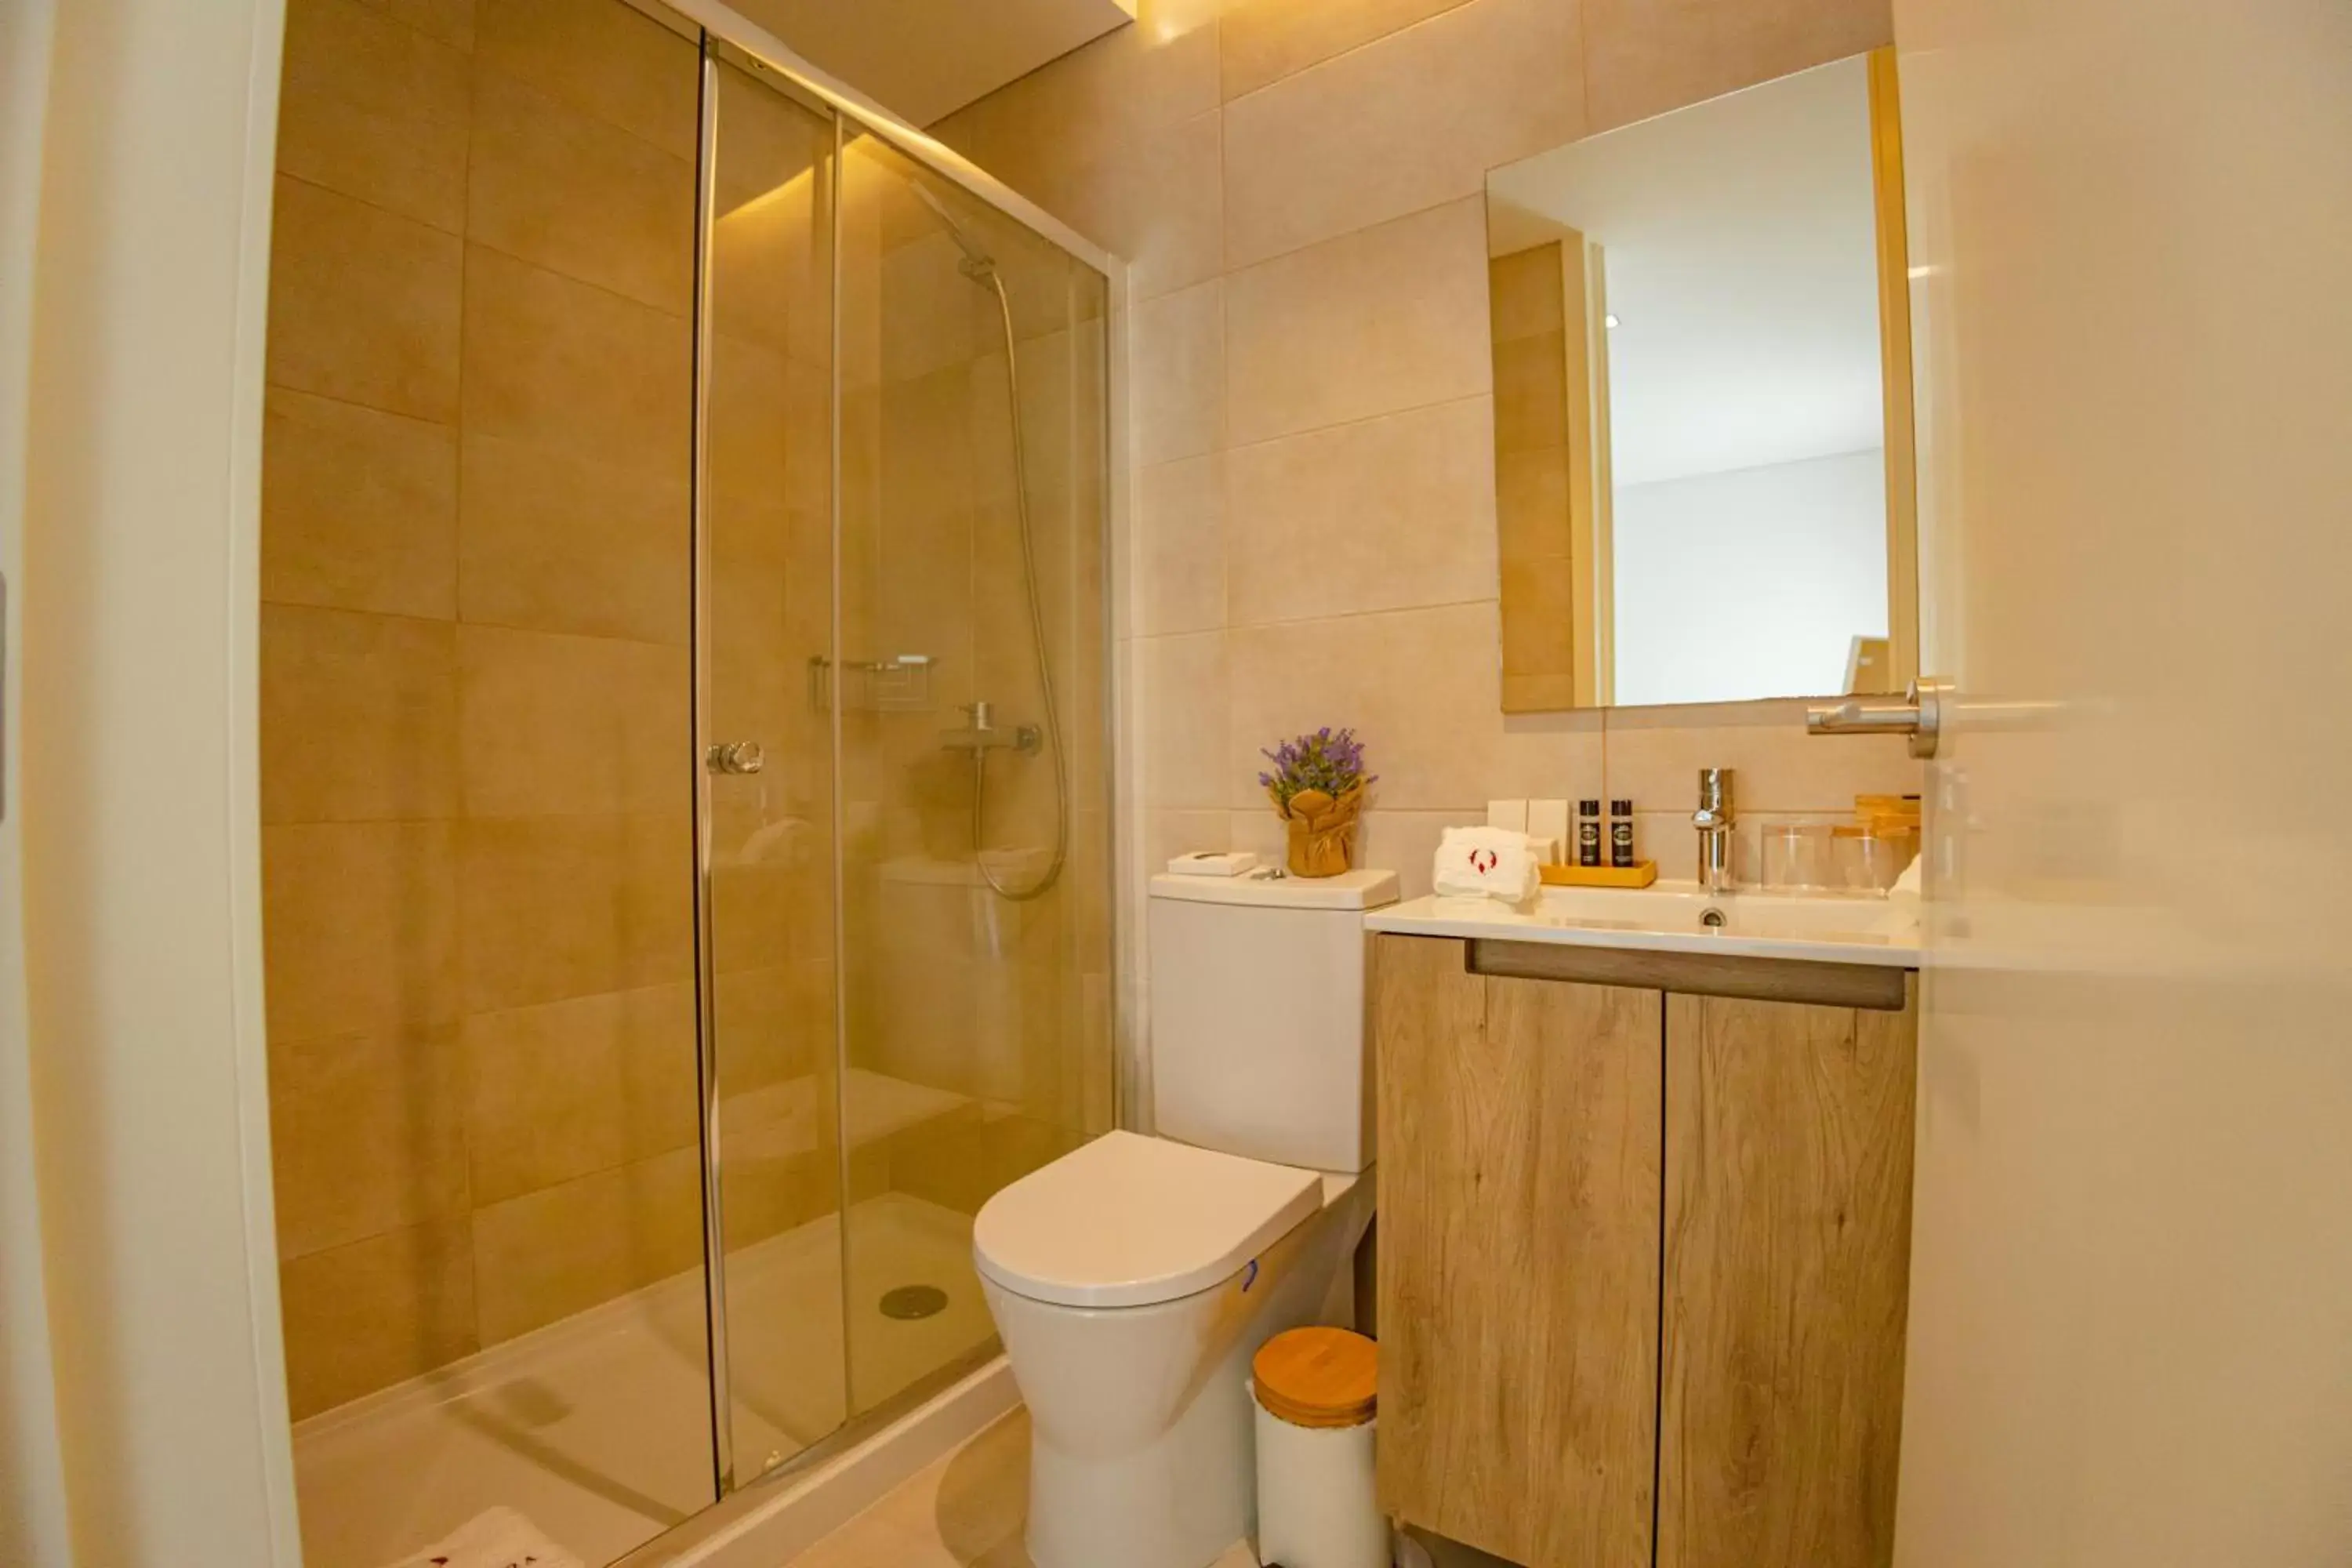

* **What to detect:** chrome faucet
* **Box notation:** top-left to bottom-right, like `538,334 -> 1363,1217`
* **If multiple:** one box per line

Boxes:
1693,768 -> 1735,894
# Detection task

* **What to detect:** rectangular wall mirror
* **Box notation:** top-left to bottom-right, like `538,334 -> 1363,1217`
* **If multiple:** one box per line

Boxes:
1487,49 -> 1918,711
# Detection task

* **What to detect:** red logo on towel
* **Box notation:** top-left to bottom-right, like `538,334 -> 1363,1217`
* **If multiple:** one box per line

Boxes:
1469,848 -> 1497,874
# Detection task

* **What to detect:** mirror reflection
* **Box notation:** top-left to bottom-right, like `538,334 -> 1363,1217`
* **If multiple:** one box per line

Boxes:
1486,52 -> 1916,710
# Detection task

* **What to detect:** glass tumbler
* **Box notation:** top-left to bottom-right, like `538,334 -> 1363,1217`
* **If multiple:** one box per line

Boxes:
1759,823 -> 1834,890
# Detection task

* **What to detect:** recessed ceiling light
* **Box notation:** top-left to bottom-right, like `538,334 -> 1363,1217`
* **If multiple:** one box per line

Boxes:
1604,313 -> 1621,328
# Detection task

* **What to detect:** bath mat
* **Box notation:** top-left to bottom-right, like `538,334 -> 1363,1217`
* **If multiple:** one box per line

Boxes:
382,1505 -> 586,1568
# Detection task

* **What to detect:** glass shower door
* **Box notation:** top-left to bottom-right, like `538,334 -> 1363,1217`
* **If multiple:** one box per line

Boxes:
829,133 -> 1115,1417
695,45 -> 848,1485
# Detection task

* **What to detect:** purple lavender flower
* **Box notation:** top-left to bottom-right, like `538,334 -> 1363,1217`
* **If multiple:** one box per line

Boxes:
1260,726 -> 1376,809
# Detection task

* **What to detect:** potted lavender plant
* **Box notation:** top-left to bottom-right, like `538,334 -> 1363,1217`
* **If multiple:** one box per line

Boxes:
1259,727 -> 1374,877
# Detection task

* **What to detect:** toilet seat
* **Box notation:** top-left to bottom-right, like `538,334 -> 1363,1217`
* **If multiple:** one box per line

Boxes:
974,1131 -> 1321,1308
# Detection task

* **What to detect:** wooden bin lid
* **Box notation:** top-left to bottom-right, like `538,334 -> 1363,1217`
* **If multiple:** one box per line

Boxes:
1252,1327 -> 1377,1429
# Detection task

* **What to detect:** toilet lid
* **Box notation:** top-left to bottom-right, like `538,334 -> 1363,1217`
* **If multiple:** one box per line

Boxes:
973,1131 -> 1322,1308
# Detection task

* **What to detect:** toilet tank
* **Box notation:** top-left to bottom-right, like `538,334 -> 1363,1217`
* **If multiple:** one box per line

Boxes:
1148,868 -> 1399,1174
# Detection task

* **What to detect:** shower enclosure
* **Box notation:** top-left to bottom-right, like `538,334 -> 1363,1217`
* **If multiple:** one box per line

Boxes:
256,3 -> 1112,1563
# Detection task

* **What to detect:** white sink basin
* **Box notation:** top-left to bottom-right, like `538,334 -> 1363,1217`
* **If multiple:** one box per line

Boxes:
1365,881 -> 1920,967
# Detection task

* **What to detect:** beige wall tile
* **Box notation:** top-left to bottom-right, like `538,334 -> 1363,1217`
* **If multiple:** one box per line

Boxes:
463,982 -> 697,1206
1601,699 -> 1924,812
459,812 -> 693,1013
263,388 -> 458,621
457,433 -> 688,645
470,1148 -> 703,1342
460,244 -> 691,475
1581,0 -> 1891,132
283,0 -> 472,129
1131,280 -> 1225,466
350,0 -> 476,51
1135,452 -> 1225,637
1491,328 -> 1569,454
1489,241 -> 1566,339
263,822 -> 460,1040
1221,0 -> 1584,269
1494,707 -> 1606,799
956,10 -> 1218,166
269,1024 -> 467,1259
275,82 -> 470,233
1146,808 -> 1232,871
1225,396 -> 1497,626
457,625 -> 688,818
260,605 -> 458,826
476,0 -> 700,160
1113,111 -> 1226,303
280,1218 -> 475,1418
1225,198 -> 1491,445
267,176 -> 463,421
1227,601 -> 1502,810
466,67 -> 696,314
1137,632 -> 1230,809
1220,0 -> 1475,100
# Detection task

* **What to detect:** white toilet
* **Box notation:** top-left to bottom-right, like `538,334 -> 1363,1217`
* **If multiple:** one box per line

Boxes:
974,867 -> 1398,1568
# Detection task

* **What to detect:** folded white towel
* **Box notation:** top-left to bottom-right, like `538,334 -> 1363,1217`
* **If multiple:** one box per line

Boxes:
1432,825 -> 1540,906
382,1507 -> 585,1568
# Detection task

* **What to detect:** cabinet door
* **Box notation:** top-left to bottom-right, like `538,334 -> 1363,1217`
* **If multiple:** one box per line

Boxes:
1374,935 -> 1662,1568
1660,985 -> 1917,1568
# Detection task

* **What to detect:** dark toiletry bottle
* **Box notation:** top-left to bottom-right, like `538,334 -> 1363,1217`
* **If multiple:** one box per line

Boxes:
1577,800 -> 1602,867
1610,799 -> 1635,868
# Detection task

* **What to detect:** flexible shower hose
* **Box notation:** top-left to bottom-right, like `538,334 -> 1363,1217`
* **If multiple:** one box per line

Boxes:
971,266 -> 1068,903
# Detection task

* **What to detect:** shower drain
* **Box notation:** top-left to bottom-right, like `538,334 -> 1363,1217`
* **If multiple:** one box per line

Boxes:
878,1284 -> 949,1320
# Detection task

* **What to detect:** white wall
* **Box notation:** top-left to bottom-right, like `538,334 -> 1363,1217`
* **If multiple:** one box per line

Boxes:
0,0 -> 68,1559
1610,446 -> 1887,706
15,0 -> 299,1560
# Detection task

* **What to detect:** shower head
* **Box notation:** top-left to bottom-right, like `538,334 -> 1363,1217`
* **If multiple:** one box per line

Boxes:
908,181 -> 997,281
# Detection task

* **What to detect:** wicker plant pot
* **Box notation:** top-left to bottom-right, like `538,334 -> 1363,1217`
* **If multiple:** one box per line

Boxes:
1270,783 -> 1364,878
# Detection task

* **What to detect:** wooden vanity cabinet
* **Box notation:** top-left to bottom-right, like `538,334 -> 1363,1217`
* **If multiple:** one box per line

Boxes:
1373,934 -> 1663,1568
1372,935 -> 1917,1568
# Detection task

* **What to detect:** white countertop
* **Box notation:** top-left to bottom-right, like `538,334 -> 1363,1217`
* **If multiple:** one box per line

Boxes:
1365,881 -> 1922,968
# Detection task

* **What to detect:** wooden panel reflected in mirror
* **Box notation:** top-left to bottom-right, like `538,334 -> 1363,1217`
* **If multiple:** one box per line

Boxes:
1489,47 -> 1918,713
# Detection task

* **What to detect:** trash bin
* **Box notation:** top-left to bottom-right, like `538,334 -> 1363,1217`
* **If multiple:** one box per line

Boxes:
1251,1327 -> 1387,1568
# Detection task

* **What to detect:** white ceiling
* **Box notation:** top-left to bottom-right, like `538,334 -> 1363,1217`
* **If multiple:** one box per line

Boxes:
1487,56 -> 1884,489
731,0 -> 1138,129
